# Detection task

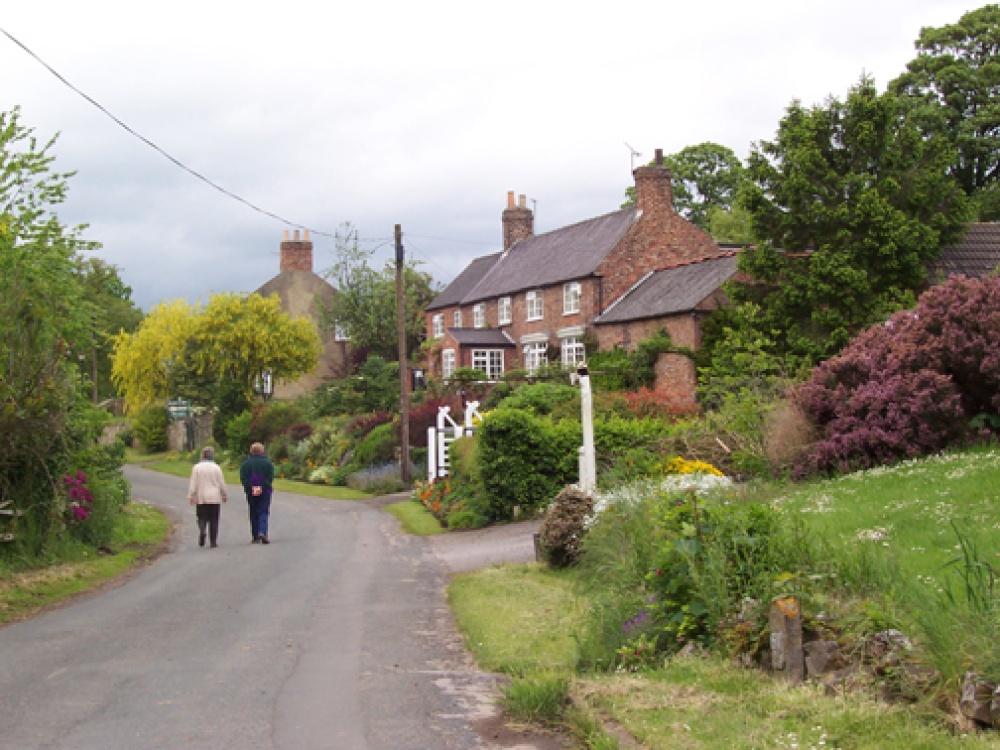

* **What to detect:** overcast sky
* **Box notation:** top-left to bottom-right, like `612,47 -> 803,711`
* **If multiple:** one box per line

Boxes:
2,1 -> 982,310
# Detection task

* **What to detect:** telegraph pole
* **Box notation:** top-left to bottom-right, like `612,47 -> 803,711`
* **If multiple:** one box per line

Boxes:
395,224 -> 411,483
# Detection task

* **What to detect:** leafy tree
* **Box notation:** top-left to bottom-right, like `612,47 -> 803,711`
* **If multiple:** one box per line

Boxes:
186,292 -> 321,403
735,77 -> 970,362
320,224 -> 442,362
72,257 -> 143,403
0,106 -> 113,551
890,5 -> 1000,219
706,204 -> 757,245
112,294 -> 321,415
110,299 -> 198,413
622,143 -> 745,231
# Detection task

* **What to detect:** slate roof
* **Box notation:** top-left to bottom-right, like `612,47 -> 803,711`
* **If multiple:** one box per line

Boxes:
595,253 -> 739,325
932,223 -> 1000,280
447,328 -> 516,347
426,252 -> 501,311
452,208 -> 639,304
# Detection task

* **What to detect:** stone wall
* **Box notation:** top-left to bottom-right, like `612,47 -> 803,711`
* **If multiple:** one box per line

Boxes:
167,413 -> 215,453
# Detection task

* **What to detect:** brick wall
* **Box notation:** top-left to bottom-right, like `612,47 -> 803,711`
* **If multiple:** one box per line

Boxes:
654,352 -> 698,408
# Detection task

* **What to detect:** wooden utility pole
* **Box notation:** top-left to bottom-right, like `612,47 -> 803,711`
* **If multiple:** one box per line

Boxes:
395,224 -> 411,482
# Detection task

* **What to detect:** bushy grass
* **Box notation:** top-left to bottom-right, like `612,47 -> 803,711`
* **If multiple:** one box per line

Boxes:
0,502 -> 169,625
448,445 -> 1000,747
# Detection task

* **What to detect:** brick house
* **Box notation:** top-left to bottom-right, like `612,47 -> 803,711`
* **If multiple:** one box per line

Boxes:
254,230 -> 350,399
424,150 -> 739,403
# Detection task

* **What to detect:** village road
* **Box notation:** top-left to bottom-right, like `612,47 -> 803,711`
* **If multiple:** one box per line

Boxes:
0,466 -> 504,750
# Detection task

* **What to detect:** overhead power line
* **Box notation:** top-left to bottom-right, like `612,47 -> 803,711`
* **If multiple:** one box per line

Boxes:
2,26 -> 338,238
2,26 -> 499,258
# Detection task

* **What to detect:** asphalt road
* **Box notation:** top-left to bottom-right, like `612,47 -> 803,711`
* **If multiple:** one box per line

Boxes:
0,465 -> 509,750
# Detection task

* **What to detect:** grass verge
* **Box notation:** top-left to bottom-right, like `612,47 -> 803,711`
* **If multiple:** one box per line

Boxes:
0,502 -> 170,627
384,500 -> 445,535
141,458 -> 370,500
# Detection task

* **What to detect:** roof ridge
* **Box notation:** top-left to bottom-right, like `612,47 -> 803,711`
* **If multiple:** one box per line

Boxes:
653,249 -> 739,273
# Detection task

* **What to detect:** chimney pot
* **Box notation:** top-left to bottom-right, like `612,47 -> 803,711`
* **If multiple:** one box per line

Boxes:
293,229 -> 301,241
507,190 -> 515,209
518,194 -> 526,209
304,229 -> 310,241
655,148 -> 664,166
283,230 -> 290,241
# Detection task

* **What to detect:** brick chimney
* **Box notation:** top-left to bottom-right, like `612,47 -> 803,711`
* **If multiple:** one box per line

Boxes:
633,148 -> 673,217
502,191 -> 534,252
280,229 -> 313,272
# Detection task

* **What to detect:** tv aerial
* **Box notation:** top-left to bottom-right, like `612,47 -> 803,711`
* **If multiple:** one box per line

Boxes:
624,142 -> 642,171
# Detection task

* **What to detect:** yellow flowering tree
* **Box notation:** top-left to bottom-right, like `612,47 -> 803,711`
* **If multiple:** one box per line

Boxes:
111,299 -> 197,413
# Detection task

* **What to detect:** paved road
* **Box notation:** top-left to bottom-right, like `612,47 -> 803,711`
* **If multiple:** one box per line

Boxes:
0,466 -> 505,750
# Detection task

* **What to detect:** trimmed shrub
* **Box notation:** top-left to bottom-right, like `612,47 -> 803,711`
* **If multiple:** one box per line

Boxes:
133,406 -> 169,453
538,486 -> 594,568
349,422 -> 398,469
477,409 -> 580,521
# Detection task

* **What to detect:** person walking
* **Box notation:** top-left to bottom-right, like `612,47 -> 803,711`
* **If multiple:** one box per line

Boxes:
187,446 -> 228,548
239,442 -> 275,544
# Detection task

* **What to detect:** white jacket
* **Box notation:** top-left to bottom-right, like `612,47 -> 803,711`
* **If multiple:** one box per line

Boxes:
188,461 -> 228,505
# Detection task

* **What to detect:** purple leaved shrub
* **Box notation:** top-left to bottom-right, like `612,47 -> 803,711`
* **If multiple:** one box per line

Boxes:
794,275 -> 1000,476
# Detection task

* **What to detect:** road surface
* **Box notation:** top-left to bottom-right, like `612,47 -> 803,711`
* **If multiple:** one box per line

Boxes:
0,465 -> 535,750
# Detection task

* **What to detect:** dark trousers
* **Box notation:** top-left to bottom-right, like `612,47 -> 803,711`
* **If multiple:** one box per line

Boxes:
196,503 -> 221,545
248,493 -> 272,540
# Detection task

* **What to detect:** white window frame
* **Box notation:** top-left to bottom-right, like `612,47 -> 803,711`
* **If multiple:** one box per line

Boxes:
523,342 -> 548,374
498,296 -> 512,325
432,314 -> 443,339
563,282 -> 581,315
334,321 -> 350,341
453,309 -> 462,327
526,290 -> 544,321
471,349 -> 504,380
473,303 -> 485,329
561,336 -> 586,367
442,349 -> 456,379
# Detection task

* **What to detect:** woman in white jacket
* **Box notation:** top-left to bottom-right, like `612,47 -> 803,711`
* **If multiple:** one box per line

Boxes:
187,446 -> 228,548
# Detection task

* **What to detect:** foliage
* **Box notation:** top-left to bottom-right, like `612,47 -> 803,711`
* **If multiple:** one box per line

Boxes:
588,329 -> 677,391
132,405 -> 169,453
224,410 -> 253,455
706,203 -> 758,245
72,257 -> 143,403
538,486 -> 594,569
345,462 -> 416,494
110,299 -> 197,414
793,274 -> 1000,476
890,5 -> 1000,219
319,223 -> 439,360
113,293 -> 320,414
312,356 -> 402,417
622,143 -> 745,231
348,422 -> 398,469
737,77 -> 970,362
493,382 -> 579,417
477,409 -> 581,522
